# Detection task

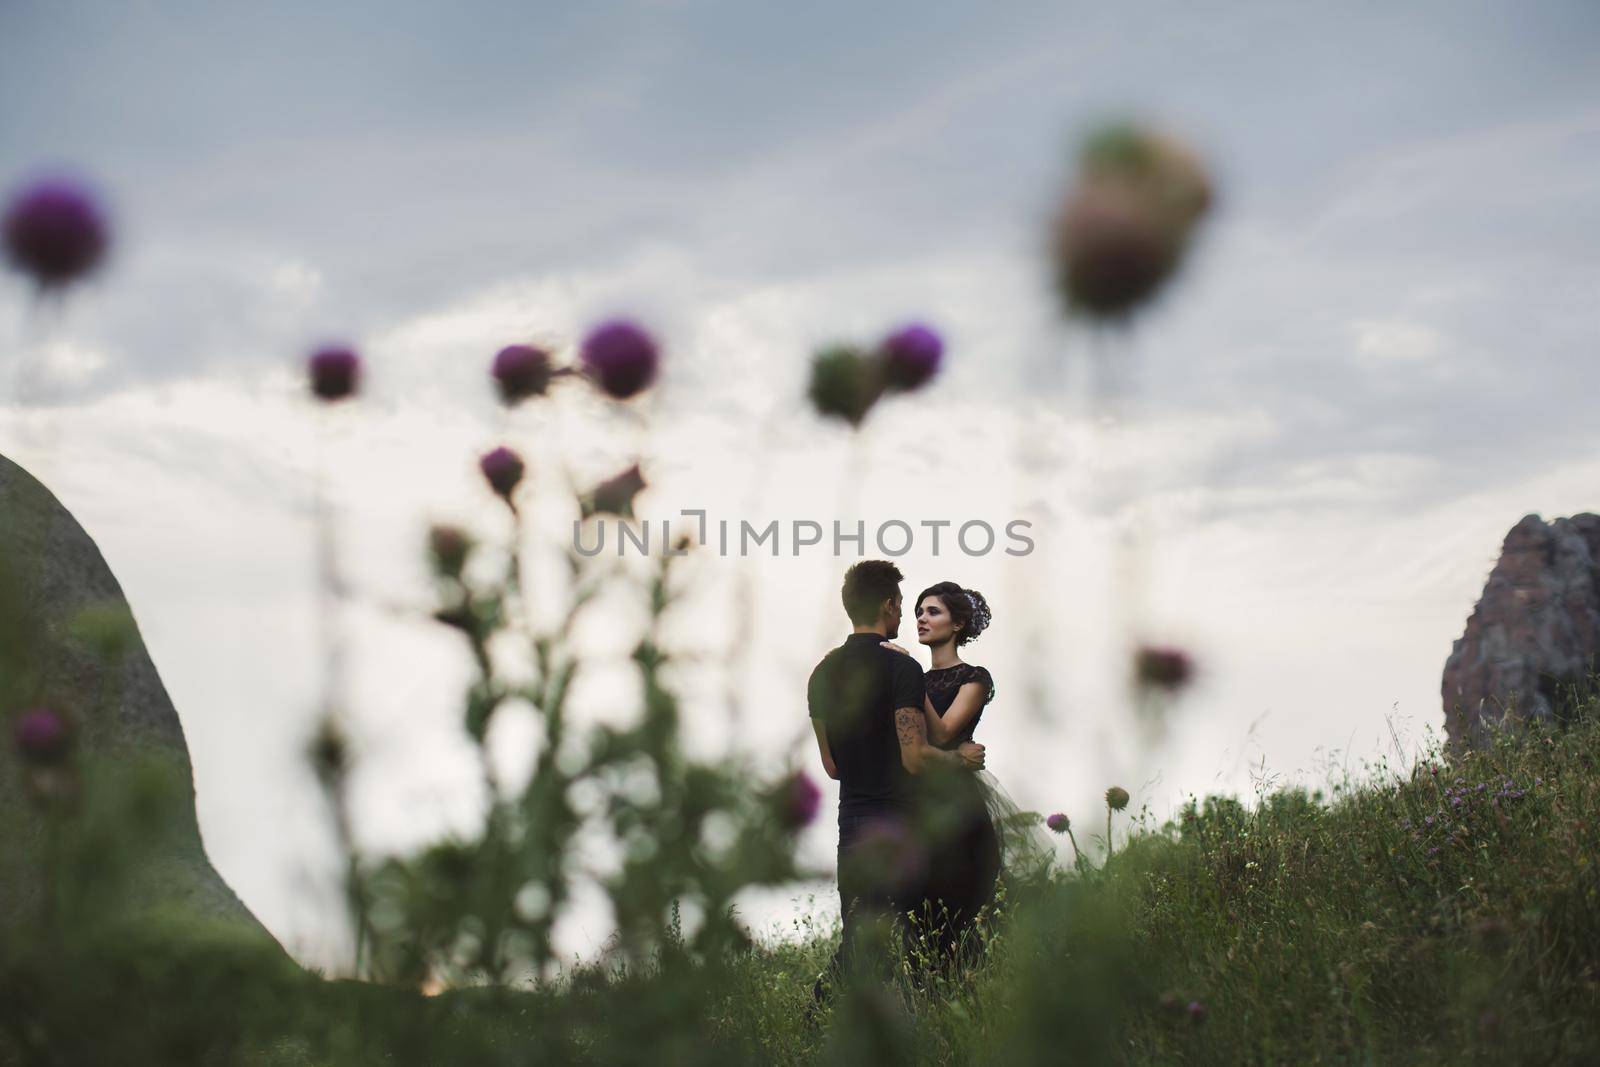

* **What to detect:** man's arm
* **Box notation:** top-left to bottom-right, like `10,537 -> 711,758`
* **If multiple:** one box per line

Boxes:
811,720 -> 840,780
895,706 -> 984,775
806,662 -> 840,780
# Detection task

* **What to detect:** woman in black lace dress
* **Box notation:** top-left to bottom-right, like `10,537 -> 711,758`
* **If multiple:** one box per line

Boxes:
885,581 -> 1054,968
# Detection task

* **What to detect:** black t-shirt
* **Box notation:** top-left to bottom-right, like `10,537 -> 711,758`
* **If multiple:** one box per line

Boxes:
807,632 -> 925,813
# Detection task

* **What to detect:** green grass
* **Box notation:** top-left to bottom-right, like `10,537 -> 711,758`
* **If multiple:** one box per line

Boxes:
696,700 -> 1600,1064
7,701 -> 1600,1065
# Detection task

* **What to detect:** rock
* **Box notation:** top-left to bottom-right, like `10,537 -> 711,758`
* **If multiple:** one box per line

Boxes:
0,450 -> 284,954
1442,513 -> 1600,749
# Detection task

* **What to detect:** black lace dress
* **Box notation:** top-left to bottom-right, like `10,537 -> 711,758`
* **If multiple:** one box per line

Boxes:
916,663 -> 1004,962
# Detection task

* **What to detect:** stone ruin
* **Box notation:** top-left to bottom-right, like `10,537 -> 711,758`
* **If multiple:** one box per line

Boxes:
1442,512 -> 1600,749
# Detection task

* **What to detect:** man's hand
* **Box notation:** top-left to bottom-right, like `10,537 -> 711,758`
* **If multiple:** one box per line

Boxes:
880,641 -> 911,656
958,741 -> 985,771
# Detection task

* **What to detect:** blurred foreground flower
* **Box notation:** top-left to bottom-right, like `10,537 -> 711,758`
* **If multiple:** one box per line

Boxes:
843,814 -> 928,895
1081,125 -> 1212,230
307,714 -> 349,790
582,463 -> 646,519
492,344 -> 554,404
308,345 -> 361,402
581,319 -> 659,399
1135,644 -> 1194,691
67,601 -> 138,663
13,707 -> 73,765
3,176 -> 109,290
479,446 -> 525,502
776,771 -> 821,830
427,524 -> 473,580
878,323 -> 943,392
808,344 -> 883,427
1051,123 -> 1213,319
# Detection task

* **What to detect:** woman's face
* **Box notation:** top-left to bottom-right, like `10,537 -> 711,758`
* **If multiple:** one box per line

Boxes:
915,595 -> 960,647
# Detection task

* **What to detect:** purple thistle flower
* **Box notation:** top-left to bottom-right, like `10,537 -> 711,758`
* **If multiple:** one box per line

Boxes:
878,323 -> 944,392
491,344 -> 554,404
308,345 -> 360,402
777,771 -> 822,830
3,176 -> 110,289
479,446 -> 525,501
1135,645 -> 1194,691
13,708 -> 73,765
1046,812 -> 1071,834
580,319 -> 659,400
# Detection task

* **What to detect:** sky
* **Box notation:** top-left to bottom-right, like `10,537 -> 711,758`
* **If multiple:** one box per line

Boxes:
3,0 -> 1599,972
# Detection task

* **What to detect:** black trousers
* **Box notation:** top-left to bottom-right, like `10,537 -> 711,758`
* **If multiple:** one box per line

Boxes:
812,805 -> 917,1002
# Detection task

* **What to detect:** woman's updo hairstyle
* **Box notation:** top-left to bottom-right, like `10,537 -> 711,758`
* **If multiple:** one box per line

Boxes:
917,581 -> 993,647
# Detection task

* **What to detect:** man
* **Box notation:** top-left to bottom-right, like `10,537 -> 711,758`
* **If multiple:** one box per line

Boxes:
806,559 -> 985,1004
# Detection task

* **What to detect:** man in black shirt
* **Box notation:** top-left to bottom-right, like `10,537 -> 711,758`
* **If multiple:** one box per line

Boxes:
807,559 -> 985,1003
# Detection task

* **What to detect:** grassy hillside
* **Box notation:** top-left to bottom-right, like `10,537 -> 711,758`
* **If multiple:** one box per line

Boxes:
701,701 -> 1600,1064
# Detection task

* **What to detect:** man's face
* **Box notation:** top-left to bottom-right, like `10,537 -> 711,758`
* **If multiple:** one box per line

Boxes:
884,593 -> 903,638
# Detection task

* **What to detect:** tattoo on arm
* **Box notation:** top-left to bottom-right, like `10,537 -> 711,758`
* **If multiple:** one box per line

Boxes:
898,707 -> 966,770
895,707 -> 925,749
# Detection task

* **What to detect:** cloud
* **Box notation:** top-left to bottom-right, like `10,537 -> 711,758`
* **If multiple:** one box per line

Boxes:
1352,318 -> 1445,364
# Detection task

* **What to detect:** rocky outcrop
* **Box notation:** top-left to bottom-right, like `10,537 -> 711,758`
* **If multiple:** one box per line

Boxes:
1442,513 -> 1600,749
0,450 -> 281,952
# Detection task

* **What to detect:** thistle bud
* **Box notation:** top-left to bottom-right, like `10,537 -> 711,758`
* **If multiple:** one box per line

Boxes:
3,176 -> 110,289
1105,786 -> 1130,812
307,715 -> 348,789
479,446 -> 525,501
13,707 -> 73,765
427,524 -> 473,579
582,463 -> 646,519
308,345 -> 360,401
1135,645 -> 1194,691
776,771 -> 822,830
807,344 -> 884,427
580,319 -> 659,400
491,344 -> 553,404
1052,181 -> 1181,317
1080,124 -> 1213,230
1046,812 -> 1070,834
878,323 -> 943,392
1052,122 -> 1214,320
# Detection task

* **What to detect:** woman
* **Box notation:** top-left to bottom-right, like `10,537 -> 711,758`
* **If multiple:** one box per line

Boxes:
884,581 -> 1054,969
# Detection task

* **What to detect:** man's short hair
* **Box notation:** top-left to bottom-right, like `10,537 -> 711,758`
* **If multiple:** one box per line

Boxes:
841,560 -> 903,625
